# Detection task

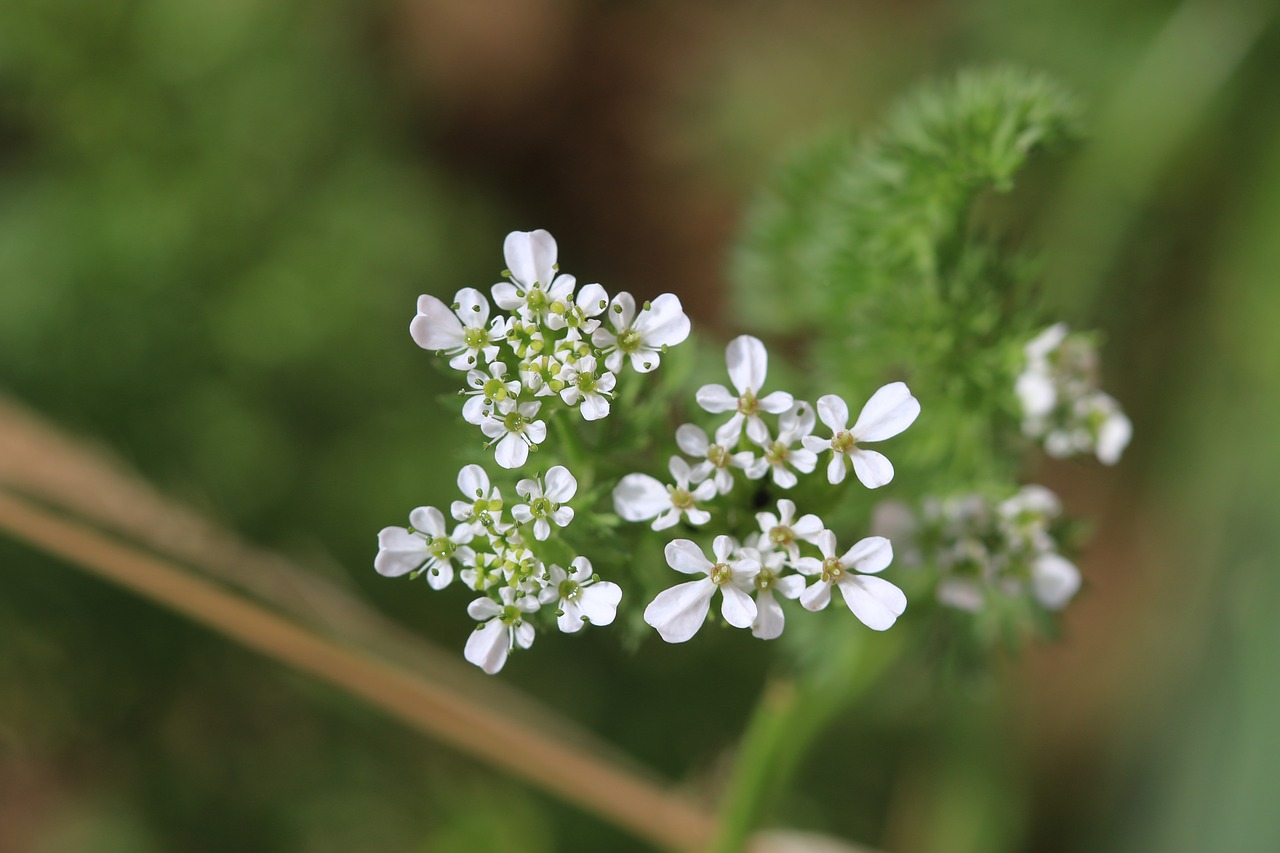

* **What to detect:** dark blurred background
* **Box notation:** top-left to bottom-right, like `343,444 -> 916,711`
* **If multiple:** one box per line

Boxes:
1,1 -> 1278,851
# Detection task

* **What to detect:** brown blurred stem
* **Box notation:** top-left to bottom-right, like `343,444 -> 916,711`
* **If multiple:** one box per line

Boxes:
0,487 -> 714,852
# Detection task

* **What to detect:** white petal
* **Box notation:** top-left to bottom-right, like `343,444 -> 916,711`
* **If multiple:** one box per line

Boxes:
494,433 -> 529,469
633,294 -> 691,347
837,576 -> 906,631
665,538 -> 712,575
457,465 -> 490,500
800,581 -> 831,611
792,513 -> 824,541
512,504 -> 533,523
789,449 -> 817,473
712,535 -> 734,563
668,455 -> 693,485
374,527 -> 426,577
613,474 -> 670,521
1026,322 -> 1068,360
793,557 -> 823,577
751,592 -> 785,640
608,292 -> 636,331
801,435 -> 829,454
552,506 -> 574,527
850,448 -> 894,489
513,621 -> 536,649
462,394 -> 489,425
745,415 -> 770,445
827,453 -> 847,484
464,619 -> 509,674
1097,406 -> 1132,465
643,579 -> 716,643
454,287 -> 491,327
675,424 -> 709,457
524,420 -> 547,443
758,391 -> 795,415
1015,371 -> 1057,418
851,382 -> 920,442
491,281 -> 524,311
841,536 -> 893,575
467,597 -> 502,620
771,466 -> 798,489
504,229 -> 557,287
629,348 -> 662,373
813,530 -> 837,559
578,582 -> 622,626
815,394 -> 849,432
774,574 -> 807,600
424,559 -> 454,590
714,414 -> 745,447
534,518 -> 551,541
696,384 -> 739,414
580,394 -> 610,421
408,506 -> 447,537
725,335 -> 767,394
1031,553 -> 1080,609
651,509 -> 682,530
718,584 -> 757,629
684,508 -> 711,526
410,295 -> 465,350
576,283 -> 609,315
450,500 -> 472,522
544,466 -> 577,502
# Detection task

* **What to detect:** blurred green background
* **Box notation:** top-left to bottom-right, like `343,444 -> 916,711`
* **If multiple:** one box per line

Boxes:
1,0 -> 1278,851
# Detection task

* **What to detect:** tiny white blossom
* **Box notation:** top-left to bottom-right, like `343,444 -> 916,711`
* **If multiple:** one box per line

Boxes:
675,424 -> 755,495
492,230 -> 576,322
450,464 -> 505,532
480,398 -> 547,469
461,362 -> 521,425
750,401 -> 818,488
739,546 -> 805,640
558,355 -> 616,421
464,586 -> 539,675
513,465 -> 577,541
592,292 -> 691,374
374,506 -> 476,589
1030,552 -> 1081,610
643,536 -> 761,643
755,499 -> 825,562
538,557 -> 623,633
613,456 -> 716,531
696,335 -> 795,446
546,282 -> 609,336
795,531 -> 905,631
803,383 -> 920,488
410,287 -> 506,370
518,354 -> 562,397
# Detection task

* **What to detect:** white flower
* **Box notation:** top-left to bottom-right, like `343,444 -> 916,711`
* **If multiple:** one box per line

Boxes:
497,546 -> 546,594
802,383 -> 920,488
795,531 -> 905,631
1030,552 -> 1081,610
1084,392 -> 1132,465
537,557 -> 622,633
450,464 -> 505,532
545,282 -> 609,336
675,424 -> 755,495
492,230 -> 577,322
480,398 -> 547,469
374,506 -> 476,589
997,484 -> 1061,554
643,536 -> 761,643
410,287 -> 506,371
558,355 -> 616,421
460,550 -> 504,592
513,465 -> 577,540
461,362 -> 522,426
464,586 -> 539,675
751,401 -> 818,488
755,499 -> 824,562
696,335 -> 795,446
518,354 -> 562,397
741,547 -> 806,640
613,456 -> 716,531
591,292 -> 691,374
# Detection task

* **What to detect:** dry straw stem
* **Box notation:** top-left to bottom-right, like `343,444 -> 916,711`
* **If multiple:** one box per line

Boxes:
0,488 -> 715,853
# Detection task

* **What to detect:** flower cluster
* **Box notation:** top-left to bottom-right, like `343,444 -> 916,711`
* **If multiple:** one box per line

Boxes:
615,335 -> 921,642
1015,323 -> 1132,465
411,229 -> 691,468
874,485 -> 1080,612
377,464 -> 622,674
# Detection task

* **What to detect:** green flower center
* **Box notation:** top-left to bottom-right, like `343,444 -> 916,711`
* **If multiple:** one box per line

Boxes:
755,568 -> 776,591
530,496 -> 557,518
618,329 -> 642,352
707,445 -> 729,467
764,440 -> 788,465
464,327 -> 487,348
499,604 -> 522,625
558,579 -> 582,601
668,486 -> 695,510
503,411 -> 527,433
768,526 -> 794,548
576,371 -> 597,394
737,390 -> 759,416
832,430 -> 856,453
482,377 -> 508,401
710,563 -> 733,585
526,289 -> 547,311
821,557 -> 845,583
428,538 -> 456,559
